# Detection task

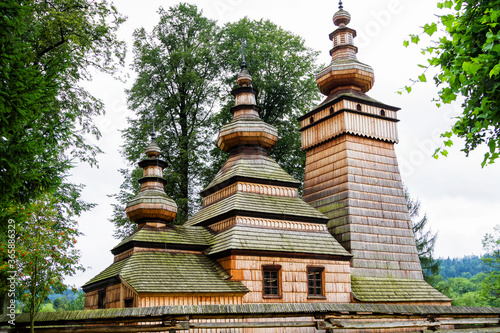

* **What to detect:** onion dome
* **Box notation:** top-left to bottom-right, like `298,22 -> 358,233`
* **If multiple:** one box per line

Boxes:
217,66 -> 278,152
316,3 -> 375,95
125,139 -> 177,228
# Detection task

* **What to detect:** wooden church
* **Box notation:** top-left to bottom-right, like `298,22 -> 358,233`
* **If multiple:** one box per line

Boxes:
82,1 -> 451,316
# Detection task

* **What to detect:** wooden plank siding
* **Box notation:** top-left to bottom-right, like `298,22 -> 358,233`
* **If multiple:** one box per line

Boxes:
217,255 -> 351,304
302,134 -> 423,280
301,101 -> 398,150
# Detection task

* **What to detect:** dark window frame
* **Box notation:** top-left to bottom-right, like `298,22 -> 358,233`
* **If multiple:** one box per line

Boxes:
97,289 -> 106,309
307,266 -> 326,299
124,297 -> 134,308
262,265 -> 282,299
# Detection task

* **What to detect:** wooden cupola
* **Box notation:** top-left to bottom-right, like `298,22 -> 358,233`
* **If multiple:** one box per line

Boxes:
125,139 -> 177,228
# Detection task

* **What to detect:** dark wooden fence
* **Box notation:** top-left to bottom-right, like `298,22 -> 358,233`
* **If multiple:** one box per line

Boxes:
1,303 -> 500,332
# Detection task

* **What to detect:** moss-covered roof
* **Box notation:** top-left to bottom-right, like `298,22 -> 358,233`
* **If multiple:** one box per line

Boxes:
82,252 -> 248,294
112,226 -> 213,252
185,192 -> 328,226
207,225 -> 352,258
203,154 -> 299,194
351,276 -> 452,302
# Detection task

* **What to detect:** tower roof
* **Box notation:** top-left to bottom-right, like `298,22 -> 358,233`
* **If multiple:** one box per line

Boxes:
316,4 -> 374,95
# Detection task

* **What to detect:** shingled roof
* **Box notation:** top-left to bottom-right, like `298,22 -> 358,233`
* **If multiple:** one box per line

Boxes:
83,252 -> 248,294
203,154 -> 300,195
185,192 -> 328,226
351,276 -> 452,302
111,226 -> 213,253
207,224 -> 352,258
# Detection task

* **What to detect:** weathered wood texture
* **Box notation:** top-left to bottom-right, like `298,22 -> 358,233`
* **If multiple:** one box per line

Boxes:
302,134 -> 423,280
137,295 -> 243,307
203,182 -> 298,207
208,217 -> 328,234
84,283 -> 138,310
301,100 -> 398,151
217,255 -> 351,303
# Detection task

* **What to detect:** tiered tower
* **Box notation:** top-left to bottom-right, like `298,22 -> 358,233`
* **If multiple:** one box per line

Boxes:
186,64 -> 354,303
299,4 -> 450,303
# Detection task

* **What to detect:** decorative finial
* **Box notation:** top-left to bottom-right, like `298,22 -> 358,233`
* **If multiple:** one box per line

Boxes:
151,111 -> 157,142
240,39 -> 247,69
339,0 -> 343,10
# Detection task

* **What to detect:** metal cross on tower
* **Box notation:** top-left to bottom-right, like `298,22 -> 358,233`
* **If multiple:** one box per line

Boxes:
151,110 -> 157,142
339,0 -> 343,10
240,38 -> 247,68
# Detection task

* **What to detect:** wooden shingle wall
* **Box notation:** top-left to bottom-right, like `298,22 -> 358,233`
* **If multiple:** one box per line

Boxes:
303,134 -> 423,279
217,255 -> 351,303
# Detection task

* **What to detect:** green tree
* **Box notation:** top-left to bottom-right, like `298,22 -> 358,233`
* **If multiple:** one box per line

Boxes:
405,0 -> 500,166
0,190 -> 89,332
480,224 -> 500,306
0,0 -> 125,315
405,187 -> 439,279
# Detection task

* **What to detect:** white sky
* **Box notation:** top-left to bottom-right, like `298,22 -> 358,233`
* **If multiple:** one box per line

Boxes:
67,0 -> 500,288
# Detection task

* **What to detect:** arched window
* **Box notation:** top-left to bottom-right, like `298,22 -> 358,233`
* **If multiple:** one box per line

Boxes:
380,109 -> 386,116
329,107 -> 334,114
310,117 -> 314,124
356,104 -> 362,111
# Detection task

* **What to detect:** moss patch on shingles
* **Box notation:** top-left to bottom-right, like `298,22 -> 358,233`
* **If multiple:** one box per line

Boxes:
351,276 -> 452,302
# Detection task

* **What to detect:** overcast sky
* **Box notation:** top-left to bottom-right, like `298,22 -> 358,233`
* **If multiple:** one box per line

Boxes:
67,0 -> 500,288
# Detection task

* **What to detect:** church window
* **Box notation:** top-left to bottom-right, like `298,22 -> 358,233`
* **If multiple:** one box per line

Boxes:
310,116 -> 314,124
307,267 -> 324,297
380,109 -> 386,116
356,104 -> 362,111
263,265 -> 281,297
97,290 -> 106,309
124,298 -> 134,308
330,107 -> 334,114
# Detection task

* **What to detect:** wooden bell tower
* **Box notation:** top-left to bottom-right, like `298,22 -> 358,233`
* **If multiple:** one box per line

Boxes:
300,5 -> 424,282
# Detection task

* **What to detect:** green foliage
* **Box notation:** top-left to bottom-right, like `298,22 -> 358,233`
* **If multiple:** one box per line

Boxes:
0,0 -> 125,325
0,0 -> 126,212
111,6 -> 321,238
405,187 -> 439,279
427,226 -> 500,307
405,0 -> 500,166
52,290 -> 85,311
480,225 -> 500,306
437,255 -> 487,279
0,192 -> 88,329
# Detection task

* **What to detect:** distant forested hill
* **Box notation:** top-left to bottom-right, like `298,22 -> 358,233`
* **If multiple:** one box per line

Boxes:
438,255 -> 489,279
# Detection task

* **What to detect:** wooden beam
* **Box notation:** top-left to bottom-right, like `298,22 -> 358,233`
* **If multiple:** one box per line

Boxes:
438,318 -> 500,325
422,329 -> 500,333
191,321 -> 318,329
327,319 -> 441,329
9,323 -> 190,333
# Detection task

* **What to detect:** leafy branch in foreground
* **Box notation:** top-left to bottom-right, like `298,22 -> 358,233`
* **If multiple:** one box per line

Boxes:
402,0 -> 500,166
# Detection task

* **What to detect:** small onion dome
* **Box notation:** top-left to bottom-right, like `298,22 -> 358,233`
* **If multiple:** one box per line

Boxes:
333,9 -> 351,27
126,189 -> 177,223
316,59 -> 375,94
237,68 -> 252,87
218,118 -> 278,152
144,141 -> 161,158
